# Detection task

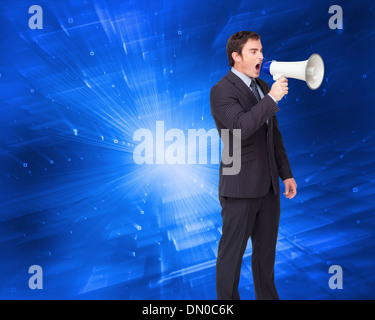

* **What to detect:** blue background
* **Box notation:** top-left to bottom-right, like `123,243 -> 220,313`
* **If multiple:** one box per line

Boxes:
0,0 -> 374,300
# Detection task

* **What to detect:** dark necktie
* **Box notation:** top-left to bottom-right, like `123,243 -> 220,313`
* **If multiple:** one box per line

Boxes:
250,79 -> 261,102
250,79 -> 269,125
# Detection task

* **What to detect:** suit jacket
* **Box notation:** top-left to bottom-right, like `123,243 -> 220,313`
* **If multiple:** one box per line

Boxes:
210,70 -> 293,198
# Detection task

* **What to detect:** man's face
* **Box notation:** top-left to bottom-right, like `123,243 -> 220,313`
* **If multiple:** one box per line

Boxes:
232,39 -> 264,78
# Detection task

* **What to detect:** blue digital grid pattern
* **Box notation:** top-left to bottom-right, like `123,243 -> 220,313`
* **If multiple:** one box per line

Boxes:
0,0 -> 374,299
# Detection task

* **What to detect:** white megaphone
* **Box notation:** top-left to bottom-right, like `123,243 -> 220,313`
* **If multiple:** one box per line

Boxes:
263,53 -> 325,90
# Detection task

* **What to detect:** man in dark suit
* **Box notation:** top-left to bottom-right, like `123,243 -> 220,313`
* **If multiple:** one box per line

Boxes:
210,31 -> 297,300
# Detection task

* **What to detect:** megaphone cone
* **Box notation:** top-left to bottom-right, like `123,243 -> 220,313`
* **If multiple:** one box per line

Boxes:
263,54 -> 324,90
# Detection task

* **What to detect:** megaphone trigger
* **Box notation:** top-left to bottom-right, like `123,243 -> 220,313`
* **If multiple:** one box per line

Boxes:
273,74 -> 284,81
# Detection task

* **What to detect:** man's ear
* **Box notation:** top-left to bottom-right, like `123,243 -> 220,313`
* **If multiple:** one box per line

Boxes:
232,51 -> 242,63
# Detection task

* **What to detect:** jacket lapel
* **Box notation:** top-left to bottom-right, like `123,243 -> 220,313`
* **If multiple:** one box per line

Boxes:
225,70 -> 259,106
256,78 -> 270,95
225,71 -> 274,133
258,78 -> 273,132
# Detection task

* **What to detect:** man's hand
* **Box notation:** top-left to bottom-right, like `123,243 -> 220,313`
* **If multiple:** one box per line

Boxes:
269,77 -> 288,101
283,178 -> 297,199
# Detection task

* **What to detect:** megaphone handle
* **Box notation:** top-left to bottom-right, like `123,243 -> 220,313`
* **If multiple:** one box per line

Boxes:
273,73 -> 283,81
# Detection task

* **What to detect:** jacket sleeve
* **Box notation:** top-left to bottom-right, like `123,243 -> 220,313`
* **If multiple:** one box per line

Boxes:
210,83 -> 280,140
273,115 -> 293,180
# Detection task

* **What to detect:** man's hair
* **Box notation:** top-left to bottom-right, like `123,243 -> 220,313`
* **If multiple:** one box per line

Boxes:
226,31 -> 261,67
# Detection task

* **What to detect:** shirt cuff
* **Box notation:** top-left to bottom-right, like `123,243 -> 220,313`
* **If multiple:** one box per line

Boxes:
268,93 -> 277,104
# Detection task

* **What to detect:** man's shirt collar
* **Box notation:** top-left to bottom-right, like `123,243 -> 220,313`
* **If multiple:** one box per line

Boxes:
231,67 -> 254,87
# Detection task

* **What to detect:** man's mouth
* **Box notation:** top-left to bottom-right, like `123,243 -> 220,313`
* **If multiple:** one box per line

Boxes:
255,63 -> 261,72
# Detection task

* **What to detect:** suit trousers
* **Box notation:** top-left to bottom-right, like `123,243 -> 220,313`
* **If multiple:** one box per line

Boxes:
216,184 -> 280,300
